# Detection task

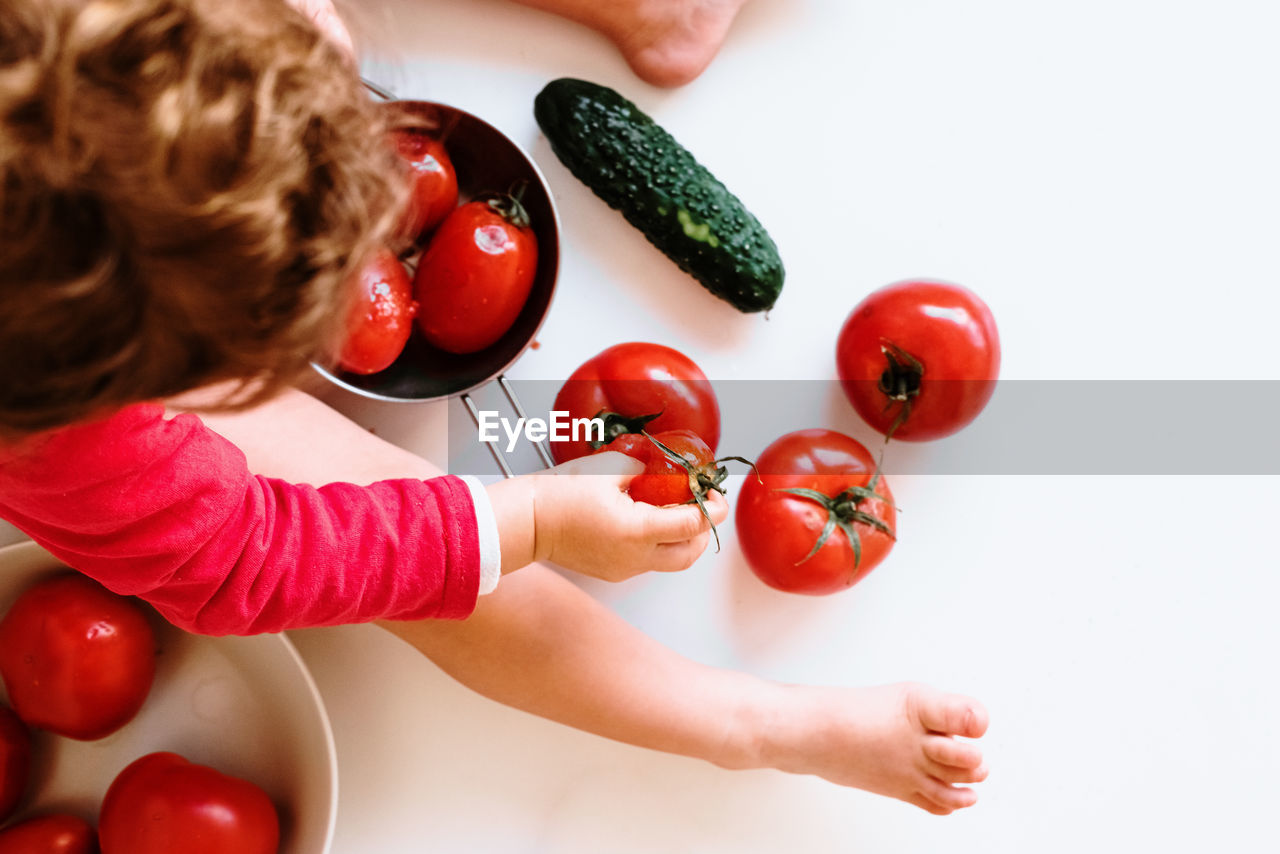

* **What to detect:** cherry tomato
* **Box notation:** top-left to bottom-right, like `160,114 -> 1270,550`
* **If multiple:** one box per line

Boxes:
736,429 -> 896,595
0,814 -> 96,854
337,247 -> 417,375
98,752 -> 279,854
392,128 -> 459,242
836,280 -> 1000,441
0,574 -> 155,741
607,430 -> 724,508
413,195 -> 538,354
0,703 -> 31,822
551,342 -> 720,464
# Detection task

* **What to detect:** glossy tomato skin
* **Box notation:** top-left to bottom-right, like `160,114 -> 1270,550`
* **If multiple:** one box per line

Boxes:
0,703 -> 31,822
0,574 -> 156,741
0,813 -> 97,854
99,752 -> 279,854
736,429 -> 895,595
607,430 -> 715,506
337,248 -> 417,375
836,280 -> 1000,442
414,199 -> 538,354
552,342 -> 720,464
393,129 -> 459,242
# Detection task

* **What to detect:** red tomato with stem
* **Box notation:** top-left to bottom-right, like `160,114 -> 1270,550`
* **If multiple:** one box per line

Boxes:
0,703 -> 31,822
98,752 -> 279,854
605,429 -> 752,552
552,342 -> 720,464
0,814 -> 96,854
608,430 -> 723,508
392,128 -> 459,242
0,574 -> 156,741
414,194 -> 537,354
736,429 -> 896,595
836,279 -> 1000,441
337,247 -> 417,375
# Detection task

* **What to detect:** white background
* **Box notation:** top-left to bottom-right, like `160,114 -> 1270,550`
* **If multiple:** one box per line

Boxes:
4,0 -> 1279,851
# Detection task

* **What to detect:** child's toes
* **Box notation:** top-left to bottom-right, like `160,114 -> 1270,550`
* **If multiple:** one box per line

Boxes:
928,760 -> 989,785
920,778 -> 979,812
917,689 -> 989,738
923,734 -> 984,769
909,793 -> 954,816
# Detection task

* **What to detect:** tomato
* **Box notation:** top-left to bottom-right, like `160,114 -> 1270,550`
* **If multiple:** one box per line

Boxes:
0,814 -> 96,854
551,342 -> 720,464
337,247 -> 417,375
0,574 -> 156,741
836,279 -> 1000,441
735,429 -> 895,595
0,703 -> 31,822
413,195 -> 538,354
607,430 -> 723,508
98,752 -> 279,854
392,128 -> 459,242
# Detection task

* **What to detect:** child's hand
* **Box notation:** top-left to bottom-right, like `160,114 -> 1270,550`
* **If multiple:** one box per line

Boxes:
488,451 -> 728,581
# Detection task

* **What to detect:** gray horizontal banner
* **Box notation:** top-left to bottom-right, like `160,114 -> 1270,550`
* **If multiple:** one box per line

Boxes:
443,380 -> 1280,476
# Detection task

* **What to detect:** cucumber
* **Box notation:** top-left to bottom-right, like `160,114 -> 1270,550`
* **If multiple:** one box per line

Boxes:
534,78 -> 784,313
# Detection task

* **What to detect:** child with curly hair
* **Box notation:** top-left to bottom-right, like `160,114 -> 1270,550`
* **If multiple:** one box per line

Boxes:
0,0 -> 988,816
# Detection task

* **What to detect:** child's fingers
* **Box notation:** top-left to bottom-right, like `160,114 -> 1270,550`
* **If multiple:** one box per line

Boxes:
642,489 -> 729,541
550,451 -> 644,485
637,504 -> 709,544
699,491 -> 729,525
651,532 -> 712,572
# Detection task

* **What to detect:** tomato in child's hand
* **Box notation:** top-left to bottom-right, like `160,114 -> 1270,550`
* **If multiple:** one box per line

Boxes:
0,703 -> 31,822
0,574 -> 156,741
836,279 -> 1000,442
736,429 -> 896,595
98,752 -> 279,854
392,128 -> 458,242
0,813 -> 96,854
413,195 -> 537,355
337,247 -> 417,375
551,342 -> 720,464
607,430 -> 721,507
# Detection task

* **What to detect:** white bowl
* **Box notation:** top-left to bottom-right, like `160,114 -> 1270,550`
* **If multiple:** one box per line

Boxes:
0,541 -> 338,853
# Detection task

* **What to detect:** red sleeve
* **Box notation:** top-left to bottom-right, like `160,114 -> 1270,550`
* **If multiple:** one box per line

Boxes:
0,404 -> 480,635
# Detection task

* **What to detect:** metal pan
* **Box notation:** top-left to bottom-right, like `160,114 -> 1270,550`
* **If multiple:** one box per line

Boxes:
313,82 -> 560,475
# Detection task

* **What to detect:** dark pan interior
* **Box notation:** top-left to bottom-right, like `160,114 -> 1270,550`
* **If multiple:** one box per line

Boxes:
314,100 -> 560,402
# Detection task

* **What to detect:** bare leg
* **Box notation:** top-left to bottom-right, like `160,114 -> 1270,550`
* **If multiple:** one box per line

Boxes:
510,0 -> 751,88
190,386 -> 990,813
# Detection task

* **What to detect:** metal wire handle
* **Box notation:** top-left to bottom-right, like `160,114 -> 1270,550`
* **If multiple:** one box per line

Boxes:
363,78 -> 552,479
363,78 -> 396,101
461,376 -> 556,478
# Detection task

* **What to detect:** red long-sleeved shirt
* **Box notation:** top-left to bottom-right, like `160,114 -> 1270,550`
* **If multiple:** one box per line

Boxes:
0,403 -> 482,635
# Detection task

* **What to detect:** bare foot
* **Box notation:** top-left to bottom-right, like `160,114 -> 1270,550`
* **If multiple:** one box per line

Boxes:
757,682 -> 990,815
610,0 -> 750,87
513,0 -> 750,88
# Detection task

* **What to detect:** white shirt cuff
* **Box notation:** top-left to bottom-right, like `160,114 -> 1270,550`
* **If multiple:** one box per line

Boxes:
460,475 -> 501,595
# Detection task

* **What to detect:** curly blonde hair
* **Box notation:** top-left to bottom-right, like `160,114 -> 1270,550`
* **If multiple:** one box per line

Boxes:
0,0 -> 406,436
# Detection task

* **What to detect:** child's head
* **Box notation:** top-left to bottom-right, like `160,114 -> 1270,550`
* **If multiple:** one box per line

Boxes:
0,0 -> 404,436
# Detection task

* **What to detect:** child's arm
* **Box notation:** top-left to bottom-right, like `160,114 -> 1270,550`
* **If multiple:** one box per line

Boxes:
200,387 -> 991,814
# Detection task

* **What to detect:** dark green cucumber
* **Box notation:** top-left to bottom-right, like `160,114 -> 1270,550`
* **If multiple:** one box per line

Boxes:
534,78 -> 784,313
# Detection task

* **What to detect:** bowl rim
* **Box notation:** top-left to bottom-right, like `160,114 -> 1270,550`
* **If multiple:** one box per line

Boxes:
0,539 -> 339,854
313,97 -> 562,404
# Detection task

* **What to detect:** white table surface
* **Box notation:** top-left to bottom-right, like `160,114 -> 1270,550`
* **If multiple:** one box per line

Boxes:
5,0 -> 1280,851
